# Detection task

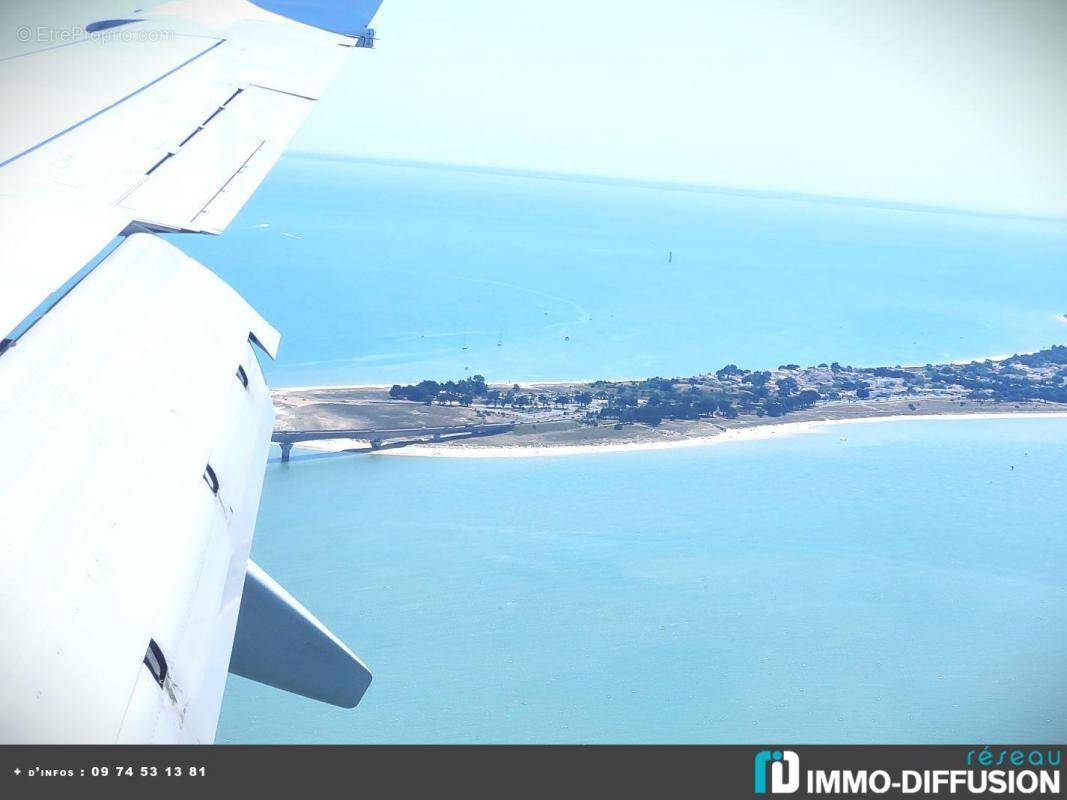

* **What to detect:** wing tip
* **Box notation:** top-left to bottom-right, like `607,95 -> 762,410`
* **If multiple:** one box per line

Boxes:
247,0 -> 384,37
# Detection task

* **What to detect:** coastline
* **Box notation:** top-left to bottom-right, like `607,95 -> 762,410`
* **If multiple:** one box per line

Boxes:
274,354 -> 1024,393
371,411 -> 1067,459
275,382 -> 395,392
274,349 -> 1067,460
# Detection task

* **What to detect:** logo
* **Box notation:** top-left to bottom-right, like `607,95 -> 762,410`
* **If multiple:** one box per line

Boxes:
750,748 -> 1061,795
754,750 -> 801,794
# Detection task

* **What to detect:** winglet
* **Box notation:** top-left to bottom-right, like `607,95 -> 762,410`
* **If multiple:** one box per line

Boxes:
248,0 -> 384,37
229,561 -> 372,708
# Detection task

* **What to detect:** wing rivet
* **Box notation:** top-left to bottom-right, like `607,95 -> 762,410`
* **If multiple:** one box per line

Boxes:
203,464 -> 220,495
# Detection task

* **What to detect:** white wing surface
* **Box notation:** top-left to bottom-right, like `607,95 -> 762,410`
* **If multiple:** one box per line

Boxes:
0,0 -> 379,337
0,0 -> 382,743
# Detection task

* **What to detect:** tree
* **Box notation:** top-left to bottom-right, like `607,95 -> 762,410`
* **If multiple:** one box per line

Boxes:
776,376 -> 799,395
763,400 -> 785,417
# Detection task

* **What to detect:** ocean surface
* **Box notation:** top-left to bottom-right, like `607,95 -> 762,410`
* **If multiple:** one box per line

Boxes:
200,155 -> 1067,742
177,155 -> 1067,387
219,419 -> 1066,743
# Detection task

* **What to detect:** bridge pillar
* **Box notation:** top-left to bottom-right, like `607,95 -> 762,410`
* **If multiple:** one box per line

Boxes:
279,442 -> 293,463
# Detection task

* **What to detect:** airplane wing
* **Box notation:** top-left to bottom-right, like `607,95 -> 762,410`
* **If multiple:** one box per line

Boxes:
0,0 -> 380,743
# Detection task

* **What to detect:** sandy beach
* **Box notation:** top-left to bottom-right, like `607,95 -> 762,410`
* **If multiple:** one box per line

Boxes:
275,379 -> 630,393
276,383 -> 396,392
367,411 -> 1067,459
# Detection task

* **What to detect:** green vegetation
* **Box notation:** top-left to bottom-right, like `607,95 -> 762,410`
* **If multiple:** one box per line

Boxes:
389,375 -> 488,405
387,346 -> 1067,426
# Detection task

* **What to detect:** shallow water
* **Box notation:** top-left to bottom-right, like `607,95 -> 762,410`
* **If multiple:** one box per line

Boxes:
218,418 -> 1067,743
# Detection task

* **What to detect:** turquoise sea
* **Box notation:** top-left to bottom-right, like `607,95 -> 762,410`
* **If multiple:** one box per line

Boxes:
194,156 -> 1067,743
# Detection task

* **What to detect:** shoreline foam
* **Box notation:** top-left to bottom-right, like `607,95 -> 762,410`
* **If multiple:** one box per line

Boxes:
370,411 -> 1067,459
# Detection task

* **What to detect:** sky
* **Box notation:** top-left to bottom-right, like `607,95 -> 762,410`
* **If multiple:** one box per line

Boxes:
293,0 -> 1067,218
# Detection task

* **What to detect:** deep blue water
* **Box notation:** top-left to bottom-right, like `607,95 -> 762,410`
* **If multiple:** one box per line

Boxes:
200,156 -> 1067,742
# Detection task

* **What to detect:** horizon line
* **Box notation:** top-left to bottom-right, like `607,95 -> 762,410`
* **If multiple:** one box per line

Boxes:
287,150 -> 1067,226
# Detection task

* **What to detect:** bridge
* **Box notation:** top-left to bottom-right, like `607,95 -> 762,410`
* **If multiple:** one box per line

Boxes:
271,423 -> 516,461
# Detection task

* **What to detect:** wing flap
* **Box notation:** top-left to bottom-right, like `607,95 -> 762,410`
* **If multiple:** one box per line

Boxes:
0,3 -> 364,337
120,86 -> 316,233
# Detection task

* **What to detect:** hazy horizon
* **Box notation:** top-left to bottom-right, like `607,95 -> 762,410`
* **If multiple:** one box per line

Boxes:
288,150 -> 1067,225
292,0 -> 1067,219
